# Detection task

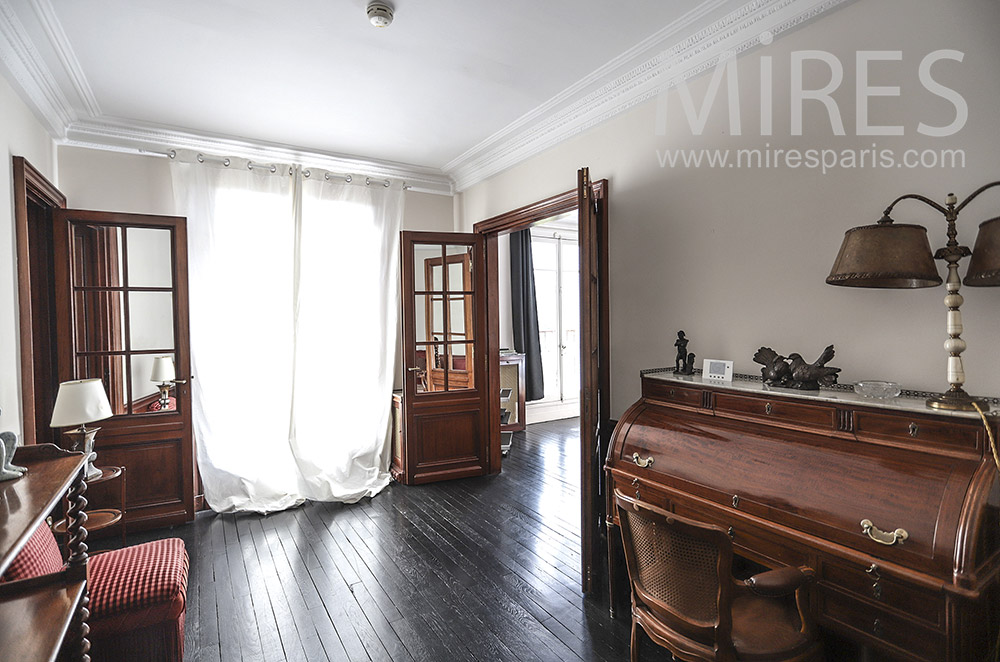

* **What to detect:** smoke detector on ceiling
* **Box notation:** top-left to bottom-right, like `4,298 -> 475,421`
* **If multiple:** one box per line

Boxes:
367,1 -> 394,28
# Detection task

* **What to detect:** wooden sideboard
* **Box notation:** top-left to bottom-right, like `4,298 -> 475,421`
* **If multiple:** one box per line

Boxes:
0,443 -> 90,662
606,372 -> 1000,662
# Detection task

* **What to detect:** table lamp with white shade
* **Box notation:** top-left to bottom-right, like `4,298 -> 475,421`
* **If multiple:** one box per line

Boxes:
50,378 -> 113,480
150,356 -> 176,410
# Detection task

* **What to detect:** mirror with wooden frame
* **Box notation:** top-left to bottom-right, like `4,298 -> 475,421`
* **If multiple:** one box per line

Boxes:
412,243 -> 475,393
66,222 -> 179,415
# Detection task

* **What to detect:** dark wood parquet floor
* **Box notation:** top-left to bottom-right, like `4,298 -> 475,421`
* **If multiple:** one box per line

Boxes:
113,418 -> 641,662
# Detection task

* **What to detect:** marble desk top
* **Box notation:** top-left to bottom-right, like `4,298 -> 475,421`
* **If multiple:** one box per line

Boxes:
642,370 -> 997,421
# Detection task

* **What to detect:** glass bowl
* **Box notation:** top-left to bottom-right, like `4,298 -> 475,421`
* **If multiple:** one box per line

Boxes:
854,381 -> 901,399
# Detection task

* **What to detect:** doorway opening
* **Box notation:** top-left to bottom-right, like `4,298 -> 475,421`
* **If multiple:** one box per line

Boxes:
503,211 -> 581,424
474,173 -> 610,595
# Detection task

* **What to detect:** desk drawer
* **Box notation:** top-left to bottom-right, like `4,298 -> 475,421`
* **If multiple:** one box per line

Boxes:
714,392 -> 837,432
819,586 -> 945,662
610,470 -> 672,515
643,380 -> 705,408
671,502 -> 808,569
853,410 -> 980,452
818,559 -> 943,628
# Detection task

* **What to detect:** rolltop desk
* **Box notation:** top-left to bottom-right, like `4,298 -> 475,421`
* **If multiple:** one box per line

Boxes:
606,371 -> 1000,661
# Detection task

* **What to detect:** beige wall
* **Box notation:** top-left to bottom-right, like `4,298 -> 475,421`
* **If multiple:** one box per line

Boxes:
0,75 -> 57,435
459,0 -> 1000,418
58,146 -> 176,215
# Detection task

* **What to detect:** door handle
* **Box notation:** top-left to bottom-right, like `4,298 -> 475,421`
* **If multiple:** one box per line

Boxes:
407,367 -> 421,372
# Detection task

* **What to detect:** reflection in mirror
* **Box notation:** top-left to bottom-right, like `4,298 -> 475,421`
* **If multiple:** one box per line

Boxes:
127,227 -> 173,288
129,291 -> 175,350
445,343 -> 475,391
74,291 -> 125,352
448,295 -> 472,341
130,353 -> 175,413
444,245 -> 473,291
71,223 -> 124,287
414,295 -> 446,343
413,244 -> 442,291
414,343 -> 442,393
75,355 -> 127,415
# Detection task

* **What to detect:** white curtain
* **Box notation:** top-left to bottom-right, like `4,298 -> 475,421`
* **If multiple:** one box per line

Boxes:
171,159 -> 403,513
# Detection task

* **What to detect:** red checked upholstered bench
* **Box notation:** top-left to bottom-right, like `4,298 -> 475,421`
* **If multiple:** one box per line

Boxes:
3,524 -> 189,662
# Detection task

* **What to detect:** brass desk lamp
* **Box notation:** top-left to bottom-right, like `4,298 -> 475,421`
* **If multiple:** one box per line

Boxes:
827,182 -> 1000,411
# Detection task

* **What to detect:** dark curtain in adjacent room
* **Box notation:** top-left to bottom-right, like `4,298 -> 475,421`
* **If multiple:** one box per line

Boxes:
510,229 -> 545,401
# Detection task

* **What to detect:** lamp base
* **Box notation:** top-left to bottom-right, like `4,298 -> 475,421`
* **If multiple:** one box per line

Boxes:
157,383 -> 172,410
61,426 -> 103,480
926,388 -> 991,412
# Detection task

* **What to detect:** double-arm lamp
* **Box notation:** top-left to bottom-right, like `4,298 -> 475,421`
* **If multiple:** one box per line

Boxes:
827,182 -> 1000,412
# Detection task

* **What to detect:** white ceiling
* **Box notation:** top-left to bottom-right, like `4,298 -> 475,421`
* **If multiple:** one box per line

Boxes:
0,0 -> 846,191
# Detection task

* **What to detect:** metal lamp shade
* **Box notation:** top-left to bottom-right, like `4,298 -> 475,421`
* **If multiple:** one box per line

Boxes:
964,217 -> 1000,286
826,223 -> 941,288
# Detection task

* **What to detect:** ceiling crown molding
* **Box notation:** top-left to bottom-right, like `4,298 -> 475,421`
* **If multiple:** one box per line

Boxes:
0,0 -> 73,136
445,0 -> 849,192
64,119 -> 454,195
29,0 -> 100,117
1,0 -> 846,197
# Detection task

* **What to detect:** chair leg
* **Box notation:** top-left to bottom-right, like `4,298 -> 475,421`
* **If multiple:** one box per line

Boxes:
631,619 -> 640,662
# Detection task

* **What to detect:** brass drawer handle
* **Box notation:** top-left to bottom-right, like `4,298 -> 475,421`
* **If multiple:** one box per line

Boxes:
632,452 -> 654,468
908,422 -> 919,437
765,403 -> 773,415
861,519 -> 908,546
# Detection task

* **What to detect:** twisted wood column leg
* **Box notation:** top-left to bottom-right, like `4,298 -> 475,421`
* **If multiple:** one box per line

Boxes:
66,468 -> 90,662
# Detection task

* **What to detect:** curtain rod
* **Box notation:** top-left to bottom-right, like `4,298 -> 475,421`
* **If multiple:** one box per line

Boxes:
139,148 -> 412,189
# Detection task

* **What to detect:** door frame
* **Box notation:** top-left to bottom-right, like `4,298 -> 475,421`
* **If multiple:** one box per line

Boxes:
473,178 -> 610,594
12,156 -> 66,445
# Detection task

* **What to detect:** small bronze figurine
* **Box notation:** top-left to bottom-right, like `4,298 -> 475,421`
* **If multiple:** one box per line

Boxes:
673,331 -> 689,373
678,352 -> 696,375
753,345 -> 840,390
753,347 -> 791,386
787,346 -> 841,390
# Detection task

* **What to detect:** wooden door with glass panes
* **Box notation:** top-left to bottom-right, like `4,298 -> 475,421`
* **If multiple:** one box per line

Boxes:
395,232 -> 493,484
52,209 -> 194,530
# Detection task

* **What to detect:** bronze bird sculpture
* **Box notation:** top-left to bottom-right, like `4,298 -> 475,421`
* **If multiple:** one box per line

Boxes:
787,345 -> 841,390
753,347 -> 791,386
